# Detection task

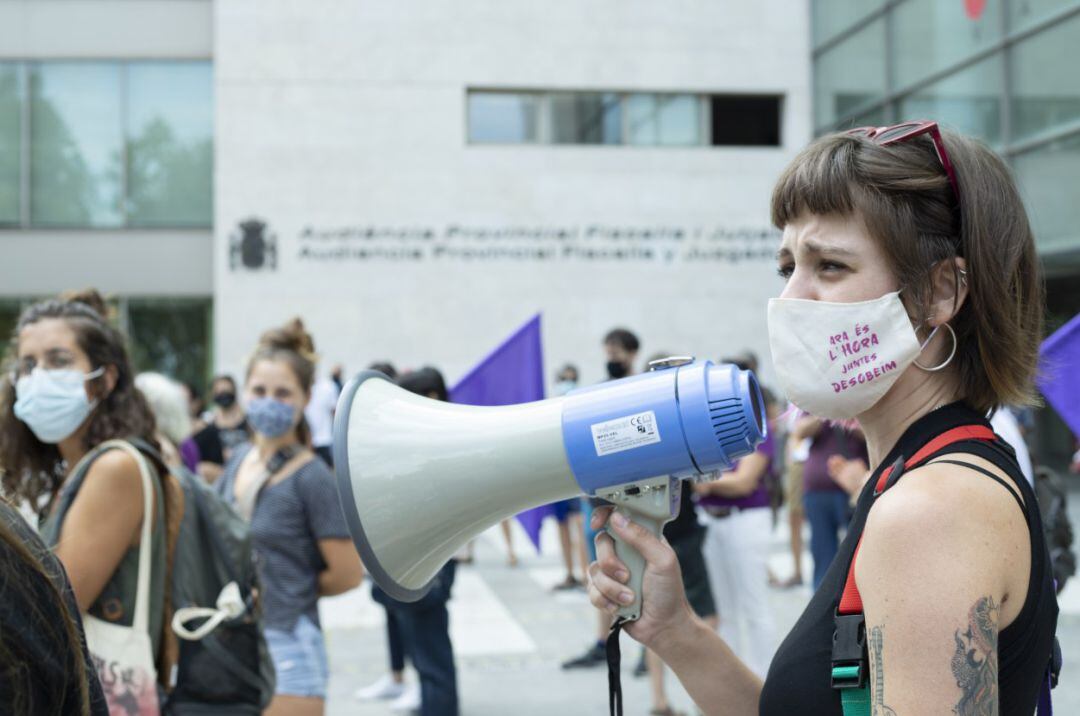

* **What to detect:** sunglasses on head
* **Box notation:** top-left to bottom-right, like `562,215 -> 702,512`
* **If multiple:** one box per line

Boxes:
845,120 -> 961,207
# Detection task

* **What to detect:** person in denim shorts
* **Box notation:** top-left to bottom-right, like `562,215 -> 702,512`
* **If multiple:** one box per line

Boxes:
217,318 -> 364,715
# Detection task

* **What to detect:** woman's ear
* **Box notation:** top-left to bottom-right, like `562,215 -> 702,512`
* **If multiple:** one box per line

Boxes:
927,257 -> 968,327
89,365 -> 119,402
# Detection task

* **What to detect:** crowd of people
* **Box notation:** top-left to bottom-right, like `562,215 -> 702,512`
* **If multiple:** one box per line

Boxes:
0,123 -> 1066,716
0,279 -> 889,716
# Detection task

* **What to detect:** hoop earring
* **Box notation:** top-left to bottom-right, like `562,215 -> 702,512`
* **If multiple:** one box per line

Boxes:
914,323 -> 957,372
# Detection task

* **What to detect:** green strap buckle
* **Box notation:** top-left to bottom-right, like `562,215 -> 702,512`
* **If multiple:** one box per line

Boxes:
831,664 -> 864,689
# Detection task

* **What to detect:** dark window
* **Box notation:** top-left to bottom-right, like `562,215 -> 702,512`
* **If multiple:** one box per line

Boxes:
710,95 -> 782,146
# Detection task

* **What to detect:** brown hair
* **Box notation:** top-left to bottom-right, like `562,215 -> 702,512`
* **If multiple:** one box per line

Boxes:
246,318 -> 317,445
0,289 -> 161,502
770,127 -> 1044,414
0,507 -> 92,714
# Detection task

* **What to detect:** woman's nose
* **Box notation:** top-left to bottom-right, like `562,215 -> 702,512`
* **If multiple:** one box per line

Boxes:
780,268 -> 815,301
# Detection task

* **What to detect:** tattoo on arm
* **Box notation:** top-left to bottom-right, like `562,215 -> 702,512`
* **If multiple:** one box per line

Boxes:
869,625 -> 898,716
951,596 -> 999,716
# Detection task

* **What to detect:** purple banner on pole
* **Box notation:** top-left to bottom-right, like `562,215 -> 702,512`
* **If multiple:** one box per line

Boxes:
1038,311 -> 1080,440
450,314 -> 554,552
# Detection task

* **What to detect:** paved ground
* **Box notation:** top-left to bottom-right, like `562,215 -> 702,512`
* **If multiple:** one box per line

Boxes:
321,497 -> 1080,716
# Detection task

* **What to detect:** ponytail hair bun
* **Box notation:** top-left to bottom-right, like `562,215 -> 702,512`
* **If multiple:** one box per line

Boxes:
258,317 -> 318,364
58,288 -> 111,322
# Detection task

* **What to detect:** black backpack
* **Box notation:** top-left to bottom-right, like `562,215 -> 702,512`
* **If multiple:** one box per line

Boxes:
128,440 -> 276,715
1034,464 -> 1077,594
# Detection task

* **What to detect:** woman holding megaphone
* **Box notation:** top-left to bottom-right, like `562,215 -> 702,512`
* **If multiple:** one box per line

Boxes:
587,123 -> 1058,716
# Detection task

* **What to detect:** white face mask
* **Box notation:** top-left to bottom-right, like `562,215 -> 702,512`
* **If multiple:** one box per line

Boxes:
767,291 -> 939,420
13,367 -> 104,443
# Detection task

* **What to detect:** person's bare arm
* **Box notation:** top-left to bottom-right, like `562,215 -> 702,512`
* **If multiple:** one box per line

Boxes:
855,460 -> 1028,714
792,416 -> 823,440
695,452 -> 769,499
317,538 -> 364,596
588,508 -> 762,715
826,455 -> 870,496
54,450 -> 149,612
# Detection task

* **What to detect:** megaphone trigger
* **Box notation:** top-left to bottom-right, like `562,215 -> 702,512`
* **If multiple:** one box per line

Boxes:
595,476 -> 681,621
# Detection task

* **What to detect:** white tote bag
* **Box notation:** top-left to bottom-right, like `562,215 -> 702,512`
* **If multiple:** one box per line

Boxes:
78,440 -> 161,716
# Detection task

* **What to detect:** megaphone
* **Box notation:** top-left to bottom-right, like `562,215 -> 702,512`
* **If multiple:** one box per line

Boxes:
333,357 -> 765,621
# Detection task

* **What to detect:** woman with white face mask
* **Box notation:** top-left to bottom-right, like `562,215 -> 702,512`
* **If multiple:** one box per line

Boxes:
587,123 -> 1059,716
214,318 -> 363,716
0,289 -> 174,713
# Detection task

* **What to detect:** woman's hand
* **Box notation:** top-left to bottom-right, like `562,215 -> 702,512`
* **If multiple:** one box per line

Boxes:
586,505 -> 696,652
826,454 -> 870,495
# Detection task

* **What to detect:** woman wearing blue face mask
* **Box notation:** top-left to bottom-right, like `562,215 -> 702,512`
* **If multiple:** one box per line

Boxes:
214,317 -> 363,716
0,288 -> 173,713
587,123 -> 1058,716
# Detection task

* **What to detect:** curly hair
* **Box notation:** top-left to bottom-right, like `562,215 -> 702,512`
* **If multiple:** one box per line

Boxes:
0,290 -> 159,503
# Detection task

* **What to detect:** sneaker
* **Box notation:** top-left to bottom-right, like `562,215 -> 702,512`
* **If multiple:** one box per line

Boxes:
552,576 -> 583,592
389,683 -> 422,712
561,641 -> 606,669
354,674 -> 406,701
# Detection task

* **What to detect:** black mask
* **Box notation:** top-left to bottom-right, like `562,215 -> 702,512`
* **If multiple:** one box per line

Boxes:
213,392 -> 236,408
606,361 -> 628,380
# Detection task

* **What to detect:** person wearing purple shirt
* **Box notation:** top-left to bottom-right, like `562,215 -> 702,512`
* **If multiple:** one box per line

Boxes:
794,415 -> 868,589
694,416 -> 778,678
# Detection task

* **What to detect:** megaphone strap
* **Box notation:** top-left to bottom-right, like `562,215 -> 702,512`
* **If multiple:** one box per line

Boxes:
607,618 -> 626,716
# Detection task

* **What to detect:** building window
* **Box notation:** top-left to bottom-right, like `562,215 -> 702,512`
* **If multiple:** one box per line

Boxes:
0,64 -> 21,226
30,62 -> 124,227
0,299 -> 24,355
127,297 -> 212,391
1010,12 -> 1080,142
1014,133 -> 1080,255
468,92 -> 540,144
814,18 -> 887,131
467,90 -> 779,148
625,94 -> 701,146
710,96 -> 782,146
898,54 -> 1003,146
126,63 -> 214,227
0,60 -> 212,229
891,0 -> 1002,91
813,0 -> 886,48
1009,0 -> 1079,31
550,92 -> 621,145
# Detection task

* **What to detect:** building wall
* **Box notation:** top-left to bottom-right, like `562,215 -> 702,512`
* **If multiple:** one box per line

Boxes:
214,0 -> 812,387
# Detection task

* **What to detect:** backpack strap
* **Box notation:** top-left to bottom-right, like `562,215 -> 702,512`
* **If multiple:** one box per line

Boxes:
831,424 -> 997,713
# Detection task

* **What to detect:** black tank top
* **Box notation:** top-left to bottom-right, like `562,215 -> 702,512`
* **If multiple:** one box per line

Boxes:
759,402 -> 1059,715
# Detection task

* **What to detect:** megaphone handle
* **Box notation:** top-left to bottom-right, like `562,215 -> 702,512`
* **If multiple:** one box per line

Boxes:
608,509 -> 666,622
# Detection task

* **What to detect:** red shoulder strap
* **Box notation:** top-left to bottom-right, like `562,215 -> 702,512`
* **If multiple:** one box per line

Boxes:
838,424 -> 997,616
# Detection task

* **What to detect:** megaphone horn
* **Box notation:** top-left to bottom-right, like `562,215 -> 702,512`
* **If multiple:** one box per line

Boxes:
334,359 -> 765,620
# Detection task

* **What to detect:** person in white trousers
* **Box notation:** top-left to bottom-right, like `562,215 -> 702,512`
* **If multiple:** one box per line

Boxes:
695,428 -> 777,678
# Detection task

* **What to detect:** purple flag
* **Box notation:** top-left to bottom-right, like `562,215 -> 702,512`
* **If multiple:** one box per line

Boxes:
450,315 -> 555,552
1039,312 -> 1080,440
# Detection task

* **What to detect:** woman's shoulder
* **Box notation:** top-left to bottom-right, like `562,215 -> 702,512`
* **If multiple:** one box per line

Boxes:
294,453 -> 334,484
858,454 -> 1029,590
82,445 -> 147,489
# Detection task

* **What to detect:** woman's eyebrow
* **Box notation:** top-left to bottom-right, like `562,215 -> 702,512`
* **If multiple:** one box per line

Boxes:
802,240 -> 858,257
44,348 -> 74,360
